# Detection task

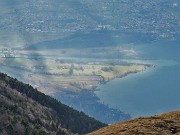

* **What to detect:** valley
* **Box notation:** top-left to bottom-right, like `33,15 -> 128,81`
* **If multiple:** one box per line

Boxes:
0,0 -> 179,126
0,48 -> 150,93
0,47 -> 151,123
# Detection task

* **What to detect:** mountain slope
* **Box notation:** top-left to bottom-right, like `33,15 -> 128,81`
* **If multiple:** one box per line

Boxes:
88,111 -> 180,135
0,72 -> 106,135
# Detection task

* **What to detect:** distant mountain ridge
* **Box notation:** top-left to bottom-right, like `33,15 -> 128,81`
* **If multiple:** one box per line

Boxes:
0,72 -> 106,135
88,111 -> 180,135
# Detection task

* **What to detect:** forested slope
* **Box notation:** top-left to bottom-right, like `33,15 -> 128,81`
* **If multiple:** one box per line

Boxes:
0,72 -> 106,135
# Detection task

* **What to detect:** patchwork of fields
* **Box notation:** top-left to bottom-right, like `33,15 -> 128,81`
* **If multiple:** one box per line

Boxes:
0,57 -> 149,94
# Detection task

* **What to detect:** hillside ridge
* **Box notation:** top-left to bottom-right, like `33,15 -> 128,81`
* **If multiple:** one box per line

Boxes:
0,72 -> 106,135
88,111 -> 180,135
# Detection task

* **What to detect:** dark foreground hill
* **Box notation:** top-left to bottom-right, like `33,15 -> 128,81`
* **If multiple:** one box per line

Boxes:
88,111 -> 180,135
0,72 -> 106,135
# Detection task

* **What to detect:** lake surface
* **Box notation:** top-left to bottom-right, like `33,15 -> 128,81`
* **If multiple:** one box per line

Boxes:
95,41 -> 180,118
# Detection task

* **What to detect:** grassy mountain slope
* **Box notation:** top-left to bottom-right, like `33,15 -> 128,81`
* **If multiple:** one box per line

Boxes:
88,111 -> 180,135
0,72 -> 106,135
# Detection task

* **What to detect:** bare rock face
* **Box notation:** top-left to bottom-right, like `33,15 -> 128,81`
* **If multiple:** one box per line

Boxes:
88,111 -> 180,135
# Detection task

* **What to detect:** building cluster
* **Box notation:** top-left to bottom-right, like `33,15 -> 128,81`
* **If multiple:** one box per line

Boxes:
0,48 -> 16,58
0,0 -> 179,41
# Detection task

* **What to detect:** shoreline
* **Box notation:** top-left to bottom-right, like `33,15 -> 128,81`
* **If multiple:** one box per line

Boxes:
93,61 -> 180,119
93,64 -> 153,91
53,88 -> 131,124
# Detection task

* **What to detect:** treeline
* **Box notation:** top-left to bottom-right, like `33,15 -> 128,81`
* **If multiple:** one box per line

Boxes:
0,72 -> 106,134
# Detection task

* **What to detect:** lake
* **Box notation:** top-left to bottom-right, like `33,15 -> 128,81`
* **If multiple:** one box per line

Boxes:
95,41 -> 180,118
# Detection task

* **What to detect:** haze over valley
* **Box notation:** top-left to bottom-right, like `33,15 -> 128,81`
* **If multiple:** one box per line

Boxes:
0,0 -> 180,124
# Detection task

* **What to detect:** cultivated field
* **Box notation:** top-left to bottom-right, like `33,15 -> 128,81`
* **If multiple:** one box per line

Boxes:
0,57 -> 150,94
